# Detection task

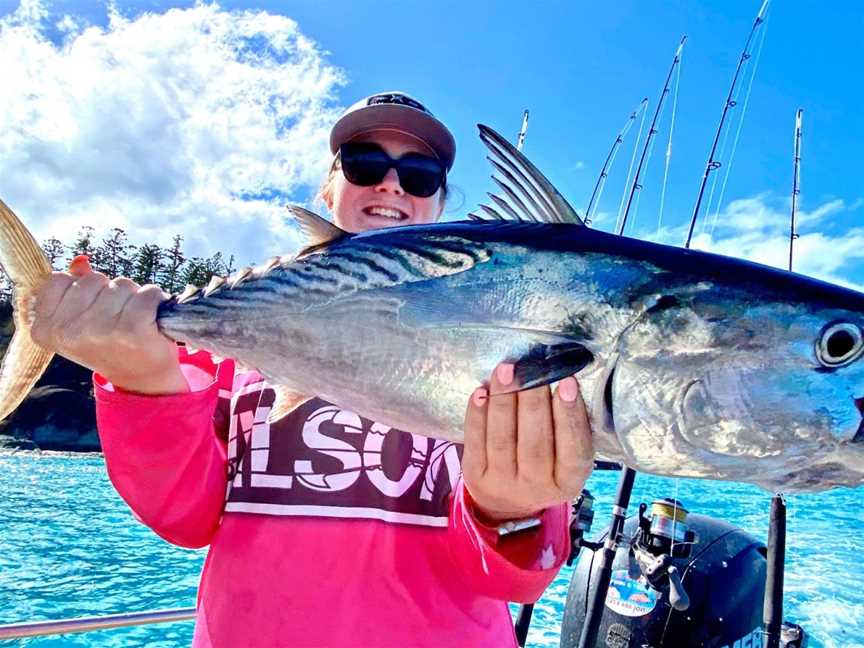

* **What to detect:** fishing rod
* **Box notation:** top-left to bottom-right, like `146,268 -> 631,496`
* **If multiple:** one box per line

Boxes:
576,467 -> 637,648
789,108 -> 803,271
765,114 -> 801,646
514,463 -> 618,647
685,0 -> 771,248
585,98 -> 649,227
505,109 -> 626,640
657,50 -> 684,235
618,36 -> 686,236
762,494 -> 786,648
705,10 -> 770,239
510,106 -> 533,646
516,109 -> 530,152
573,42 -> 684,638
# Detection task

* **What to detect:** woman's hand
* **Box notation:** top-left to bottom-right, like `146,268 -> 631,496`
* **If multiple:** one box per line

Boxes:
29,255 -> 188,395
461,363 -> 594,523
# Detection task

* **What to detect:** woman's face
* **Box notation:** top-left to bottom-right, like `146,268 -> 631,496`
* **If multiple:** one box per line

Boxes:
325,130 -> 445,233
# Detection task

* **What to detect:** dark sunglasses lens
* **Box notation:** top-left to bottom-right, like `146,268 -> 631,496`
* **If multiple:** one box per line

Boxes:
340,144 -> 444,198
340,144 -> 390,186
396,155 -> 444,198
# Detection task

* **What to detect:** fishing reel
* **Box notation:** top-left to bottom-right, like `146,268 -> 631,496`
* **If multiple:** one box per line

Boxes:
636,498 -> 697,557
567,489 -> 596,565
626,498 -> 697,611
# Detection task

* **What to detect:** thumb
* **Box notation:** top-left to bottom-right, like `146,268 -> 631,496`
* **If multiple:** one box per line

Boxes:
68,254 -> 92,278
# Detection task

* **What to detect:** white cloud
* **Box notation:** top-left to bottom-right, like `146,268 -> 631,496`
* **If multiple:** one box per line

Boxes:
0,0 -> 345,264
796,198 -> 846,227
661,192 -> 864,291
584,208 -> 615,228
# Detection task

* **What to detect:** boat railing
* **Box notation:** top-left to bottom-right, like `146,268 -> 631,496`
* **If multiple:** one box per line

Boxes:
0,607 -> 196,639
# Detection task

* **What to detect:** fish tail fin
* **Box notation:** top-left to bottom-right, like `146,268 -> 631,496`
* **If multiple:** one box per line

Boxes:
0,199 -> 55,421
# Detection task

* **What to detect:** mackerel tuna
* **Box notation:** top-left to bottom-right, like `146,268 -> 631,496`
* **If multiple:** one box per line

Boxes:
1,125 -> 863,492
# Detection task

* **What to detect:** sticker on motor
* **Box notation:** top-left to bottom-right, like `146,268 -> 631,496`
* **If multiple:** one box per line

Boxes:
605,569 -> 659,617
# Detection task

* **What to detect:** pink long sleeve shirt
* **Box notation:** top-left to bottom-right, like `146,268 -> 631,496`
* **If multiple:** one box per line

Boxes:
94,348 -> 570,647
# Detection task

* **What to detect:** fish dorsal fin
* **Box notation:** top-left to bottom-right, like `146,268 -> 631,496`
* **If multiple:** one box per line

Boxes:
288,205 -> 348,247
468,125 -> 584,226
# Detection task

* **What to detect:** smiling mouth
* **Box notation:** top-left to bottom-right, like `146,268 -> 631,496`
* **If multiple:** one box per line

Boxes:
363,206 -> 408,221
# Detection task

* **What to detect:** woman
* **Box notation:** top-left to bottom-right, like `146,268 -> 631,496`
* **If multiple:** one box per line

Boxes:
31,91 -> 594,646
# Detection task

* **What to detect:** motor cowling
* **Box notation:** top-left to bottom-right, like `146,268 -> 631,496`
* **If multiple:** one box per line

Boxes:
560,513 -> 768,648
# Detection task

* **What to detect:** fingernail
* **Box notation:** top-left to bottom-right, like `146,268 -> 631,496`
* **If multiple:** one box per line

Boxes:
69,254 -> 92,277
559,376 -> 579,403
495,363 -> 514,386
472,387 -> 488,407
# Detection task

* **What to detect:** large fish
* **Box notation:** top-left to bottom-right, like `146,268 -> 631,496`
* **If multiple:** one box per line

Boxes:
1,126 -> 863,492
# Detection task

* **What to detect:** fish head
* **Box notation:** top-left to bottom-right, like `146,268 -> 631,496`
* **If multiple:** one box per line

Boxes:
609,285 -> 864,491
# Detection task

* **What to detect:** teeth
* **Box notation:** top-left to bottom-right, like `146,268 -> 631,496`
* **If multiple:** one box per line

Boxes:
367,206 -> 404,219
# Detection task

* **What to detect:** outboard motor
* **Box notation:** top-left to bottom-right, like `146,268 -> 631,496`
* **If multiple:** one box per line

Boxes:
560,498 -> 808,648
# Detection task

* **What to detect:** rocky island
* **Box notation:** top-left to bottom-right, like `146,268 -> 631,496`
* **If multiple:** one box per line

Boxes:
0,301 -> 100,452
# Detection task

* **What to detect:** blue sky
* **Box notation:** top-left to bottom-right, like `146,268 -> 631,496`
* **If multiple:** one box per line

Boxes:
0,0 -> 862,284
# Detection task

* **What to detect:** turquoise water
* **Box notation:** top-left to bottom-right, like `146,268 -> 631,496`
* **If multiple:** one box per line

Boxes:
1,453 -> 862,647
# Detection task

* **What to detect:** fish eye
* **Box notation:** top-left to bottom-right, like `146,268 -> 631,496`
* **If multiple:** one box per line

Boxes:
817,323 -> 864,367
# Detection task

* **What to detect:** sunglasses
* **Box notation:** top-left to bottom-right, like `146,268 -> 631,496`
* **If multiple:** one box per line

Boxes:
339,142 -> 446,198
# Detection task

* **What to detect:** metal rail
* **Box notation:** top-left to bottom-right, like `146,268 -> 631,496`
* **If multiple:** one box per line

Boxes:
0,607 -> 196,639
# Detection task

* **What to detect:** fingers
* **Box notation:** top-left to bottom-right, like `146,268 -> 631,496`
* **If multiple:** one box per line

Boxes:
552,376 -> 594,491
117,283 -> 170,338
32,273 -> 76,323
485,363 -> 518,478
516,381 -> 555,480
86,278 -> 139,338
31,270 -> 109,351
29,255 -> 165,359
23,255 -> 181,392
54,270 -> 110,331
462,365 -> 596,522
462,387 -> 488,482
32,255 -> 97,328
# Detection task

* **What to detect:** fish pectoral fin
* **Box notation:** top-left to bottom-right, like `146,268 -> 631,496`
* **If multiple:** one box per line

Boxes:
507,340 -> 594,392
267,385 -> 312,423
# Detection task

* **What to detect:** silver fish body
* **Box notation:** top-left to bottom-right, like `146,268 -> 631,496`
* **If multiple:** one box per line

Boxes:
158,221 -> 864,492
2,126 -> 862,493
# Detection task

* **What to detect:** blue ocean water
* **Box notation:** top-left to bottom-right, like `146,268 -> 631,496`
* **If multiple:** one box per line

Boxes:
1,453 -> 862,647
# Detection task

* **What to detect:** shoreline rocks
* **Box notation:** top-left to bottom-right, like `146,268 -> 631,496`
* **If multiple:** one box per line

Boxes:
0,301 -> 99,452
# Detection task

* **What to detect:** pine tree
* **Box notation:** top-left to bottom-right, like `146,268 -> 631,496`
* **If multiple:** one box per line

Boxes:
158,235 -> 186,294
41,237 -> 66,270
132,244 -> 163,285
96,228 -> 135,278
67,226 -> 102,266
206,251 -> 226,278
180,257 -> 211,288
